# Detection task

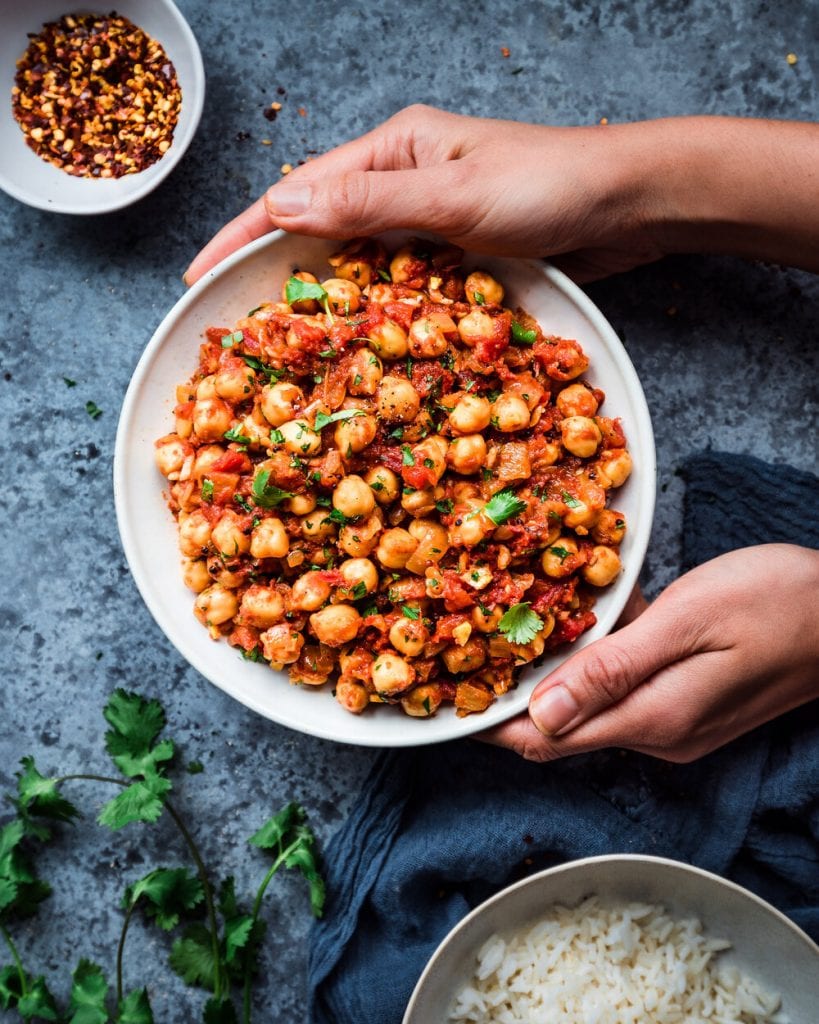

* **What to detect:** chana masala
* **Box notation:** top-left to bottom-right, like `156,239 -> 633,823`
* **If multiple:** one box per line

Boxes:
155,238 -> 633,718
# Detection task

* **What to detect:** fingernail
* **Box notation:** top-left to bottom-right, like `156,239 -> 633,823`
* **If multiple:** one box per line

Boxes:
182,271 -> 190,286
531,685 -> 579,736
265,181 -> 311,216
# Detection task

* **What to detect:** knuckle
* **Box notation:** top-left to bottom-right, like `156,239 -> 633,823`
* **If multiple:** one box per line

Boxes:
575,643 -> 640,707
331,171 -> 371,223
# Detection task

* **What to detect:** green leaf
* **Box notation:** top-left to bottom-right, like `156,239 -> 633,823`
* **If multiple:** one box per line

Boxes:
169,924 -> 217,989
322,507 -> 353,527
249,803 -> 303,851
97,776 -> 171,831
14,757 -> 80,839
285,277 -> 328,306
68,959 -> 109,1024
85,401 -> 103,420
483,488 -> 528,526
435,498 -> 453,515
401,605 -> 420,620
17,976 -> 59,1020
561,489 -> 582,509
473,290 -> 486,305
251,471 -> 294,509
0,819 -> 51,920
0,964 -> 23,1009
217,877 -> 238,919
511,320 -> 537,345
125,867 -> 204,930
240,354 -> 283,381
102,690 -> 175,780
313,408 -> 364,431
0,879 -> 18,911
283,829 -> 326,918
223,915 -> 254,964
201,478 -> 214,503
220,331 -> 243,348
549,545 -> 570,563
401,445 -> 415,466
498,603 -> 544,646
203,997 -> 239,1024
223,428 -> 251,445
116,989 -> 153,1024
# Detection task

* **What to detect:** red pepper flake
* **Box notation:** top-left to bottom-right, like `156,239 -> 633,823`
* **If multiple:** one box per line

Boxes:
500,46 -> 511,58
11,12 -> 182,178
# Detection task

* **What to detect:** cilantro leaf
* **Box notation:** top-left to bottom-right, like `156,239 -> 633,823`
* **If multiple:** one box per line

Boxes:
223,428 -> 251,445
248,803 -> 302,851
511,320 -> 537,345
498,602 -> 544,646
16,975 -> 59,1020
285,277 -> 328,306
13,757 -> 80,840
220,331 -> 244,348
117,989 -> 154,1024
68,959 -> 109,1024
103,691 -> 175,780
224,915 -> 254,964
473,290 -> 486,305
313,408 -> 364,431
240,355 -> 283,381
549,545 -> 570,563
435,498 -> 453,515
483,488 -> 528,525
203,997 -> 239,1024
201,478 -> 214,503
250,804 -> 325,917
169,924 -> 217,988
85,401 -> 103,420
561,489 -> 582,509
284,827 -> 325,918
401,605 -> 420,620
97,776 -> 172,831
401,445 -> 415,466
125,867 -> 204,930
0,818 -> 51,921
251,471 -> 294,509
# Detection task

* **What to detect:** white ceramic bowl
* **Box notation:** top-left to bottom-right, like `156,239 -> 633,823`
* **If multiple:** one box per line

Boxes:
114,230 -> 656,746
404,855 -> 819,1022
0,0 -> 204,214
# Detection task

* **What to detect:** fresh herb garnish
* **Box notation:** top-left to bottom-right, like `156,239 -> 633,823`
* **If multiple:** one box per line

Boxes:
473,291 -> 486,305
285,276 -> 334,319
318,348 -> 337,360
388,426 -> 404,440
401,605 -> 420,620
549,545 -> 570,563
511,321 -> 537,345
353,374 -> 363,386
234,494 -> 254,514
435,498 -> 454,514
498,602 -> 544,645
201,479 -> 214,503
377,268 -> 391,282
483,488 -> 528,525
223,428 -> 251,445
85,401 -> 103,420
269,428 -> 285,445
561,489 -> 582,509
313,408 -> 364,431
241,354 -> 284,381
221,330 -> 244,348
323,508 -> 354,526
350,581 -> 368,601
251,471 -> 294,508
401,445 -> 415,466
63,376 -> 77,387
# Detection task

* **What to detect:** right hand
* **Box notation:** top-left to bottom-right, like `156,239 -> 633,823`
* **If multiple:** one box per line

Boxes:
185,104 -> 668,284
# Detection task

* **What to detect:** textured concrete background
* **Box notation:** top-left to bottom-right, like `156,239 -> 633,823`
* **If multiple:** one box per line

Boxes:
0,0 -> 817,1019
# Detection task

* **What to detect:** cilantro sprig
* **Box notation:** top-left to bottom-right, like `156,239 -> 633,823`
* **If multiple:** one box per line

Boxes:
251,471 -> 295,509
498,602 -> 544,645
313,408 -> 364,431
0,691 -> 325,1024
511,320 -> 537,345
483,488 -> 528,525
284,277 -> 334,319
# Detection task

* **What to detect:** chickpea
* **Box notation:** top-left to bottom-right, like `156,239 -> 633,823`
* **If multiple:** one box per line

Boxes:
389,616 -> 429,657
472,604 -> 504,633
329,255 -> 374,288
375,527 -> 419,569
309,603 -> 361,646
592,509 -> 627,546
339,557 -> 379,597
181,558 -> 210,593
261,382 -> 303,427
401,486 -> 437,515
367,319 -> 409,360
556,383 -> 599,418
465,270 -> 504,306
491,393 -> 531,433
260,623 -> 304,666
596,448 -> 633,488
250,517 -> 289,559
582,545 -> 622,587
215,363 -> 255,402
155,436 -> 191,478
336,679 -> 369,714
240,585 -> 286,628
407,313 -> 454,358
333,474 -> 375,519
206,555 -> 244,589
321,277 -> 362,314
339,511 -> 383,557
457,309 -> 494,348
178,509 -> 212,556
372,652 -> 415,697
541,537 -> 579,578
192,397 -> 232,441
407,518 -> 448,554
211,511 -> 251,557
447,435 -> 486,475
365,466 -> 400,504
279,419 -> 322,456
441,638 -> 487,675
289,644 -> 335,686
411,435 -> 448,484
448,500 -> 491,548
377,376 -> 421,423
290,571 -> 331,612
561,415 -> 602,458
196,375 -> 217,400
194,584 -> 238,627
334,412 -> 378,456
285,493 -> 317,515
237,409 -> 273,448
348,349 -> 383,395
401,683 -> 443,718
449,394 -> 491,435
283,270 -> 320,313
286,315 -> 326,351
563,478 -> 606,530
300,511 -> 336,540
192,445 -> 225,479
510,622 -> 552,664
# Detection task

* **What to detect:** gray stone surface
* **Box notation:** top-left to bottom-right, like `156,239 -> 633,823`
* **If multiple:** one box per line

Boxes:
0,0 -> 816,1019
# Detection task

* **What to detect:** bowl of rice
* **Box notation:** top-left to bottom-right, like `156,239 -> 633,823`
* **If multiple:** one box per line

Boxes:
402,854 -> 819,1023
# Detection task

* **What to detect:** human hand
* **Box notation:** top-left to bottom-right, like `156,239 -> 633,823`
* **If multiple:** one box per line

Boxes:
185,104 -> 670,284
481,544 -> 819,763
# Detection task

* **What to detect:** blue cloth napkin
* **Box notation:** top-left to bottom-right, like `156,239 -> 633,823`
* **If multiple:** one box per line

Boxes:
308,452 -> 819,1024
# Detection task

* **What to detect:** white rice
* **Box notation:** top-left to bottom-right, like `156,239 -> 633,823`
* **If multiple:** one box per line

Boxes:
449,897 -> 787,1024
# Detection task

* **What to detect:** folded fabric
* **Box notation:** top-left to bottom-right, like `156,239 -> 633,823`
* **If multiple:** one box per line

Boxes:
308,451 -> 819,1024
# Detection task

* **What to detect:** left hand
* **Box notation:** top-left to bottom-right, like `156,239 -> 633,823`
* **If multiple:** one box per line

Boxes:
481,544 -> 819,763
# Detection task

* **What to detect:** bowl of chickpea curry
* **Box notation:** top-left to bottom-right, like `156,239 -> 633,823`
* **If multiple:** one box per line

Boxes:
115,231 -> 655,746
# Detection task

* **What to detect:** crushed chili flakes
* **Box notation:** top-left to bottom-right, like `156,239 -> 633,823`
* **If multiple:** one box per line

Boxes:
11,11 -> 182,178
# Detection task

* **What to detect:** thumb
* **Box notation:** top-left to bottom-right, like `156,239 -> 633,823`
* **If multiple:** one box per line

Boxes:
528,594 -> 695,738
263,163 -> 465,239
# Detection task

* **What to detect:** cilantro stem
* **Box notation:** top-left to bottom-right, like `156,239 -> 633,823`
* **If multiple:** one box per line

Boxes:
0,924 -> 28,999
241,836 -> 302,1024
116,897 -> 139,1003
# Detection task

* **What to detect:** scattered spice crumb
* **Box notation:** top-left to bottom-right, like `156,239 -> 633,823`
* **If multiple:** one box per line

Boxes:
298,106 -> 307,117
271,101 -> 282,111
281,163 -> 293,174
511,67 -> 524,75
277,86 -> 286,96
261,139 -> 272,146
86,400 -> 103,419
63,376 -> 77,387
600,116 -> 609,125
501,46 -> 511,58
666,306 -> 678,317
12,12 -> 181,178
235,130 -> 251,143
786,52 -> 798,65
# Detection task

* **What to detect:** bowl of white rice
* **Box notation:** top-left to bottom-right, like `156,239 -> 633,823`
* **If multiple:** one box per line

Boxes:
402,855 -> 819,1024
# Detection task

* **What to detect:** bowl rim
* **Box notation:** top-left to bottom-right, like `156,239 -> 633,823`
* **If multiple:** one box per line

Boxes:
403,853 -> 819,1022
114,229 -> 656,746
0,0 -> 205,214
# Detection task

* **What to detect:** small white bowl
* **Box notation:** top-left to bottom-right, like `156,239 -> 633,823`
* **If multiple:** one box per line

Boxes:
114,230 -> 656,747
0,0 -> 204,214
404,855 -> 819,1022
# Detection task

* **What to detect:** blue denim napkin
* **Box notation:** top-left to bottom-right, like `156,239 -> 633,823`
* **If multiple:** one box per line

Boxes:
308,452 -> 819,1024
